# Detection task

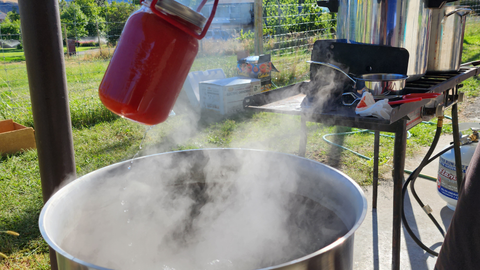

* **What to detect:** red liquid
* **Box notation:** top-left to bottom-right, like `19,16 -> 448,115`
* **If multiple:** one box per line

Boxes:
99,10 -> 199,125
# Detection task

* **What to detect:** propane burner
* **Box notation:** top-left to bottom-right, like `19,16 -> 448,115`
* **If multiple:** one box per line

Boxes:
304,40 -> 410,110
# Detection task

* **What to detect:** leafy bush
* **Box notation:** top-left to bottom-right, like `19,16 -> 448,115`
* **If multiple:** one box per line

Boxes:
263,0 -> 335,36
237,29 -> 255,41
0,18 -> 21,37
78,41 -> 97,47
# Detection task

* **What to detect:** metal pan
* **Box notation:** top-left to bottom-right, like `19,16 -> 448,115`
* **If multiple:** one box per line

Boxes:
307,61 -> 407,95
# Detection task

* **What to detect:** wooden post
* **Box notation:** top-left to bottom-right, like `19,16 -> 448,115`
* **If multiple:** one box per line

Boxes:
18,0 -> 77,269
254,0 -> 263,55
96,20 -> 102,51
276,0 -> 281,35
63,24 -> 68,55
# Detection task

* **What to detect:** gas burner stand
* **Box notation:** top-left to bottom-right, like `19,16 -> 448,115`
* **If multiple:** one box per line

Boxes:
244,62 -> 480,270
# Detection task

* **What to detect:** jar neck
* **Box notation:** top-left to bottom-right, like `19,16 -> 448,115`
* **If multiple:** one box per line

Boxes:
143,0 -> 206,30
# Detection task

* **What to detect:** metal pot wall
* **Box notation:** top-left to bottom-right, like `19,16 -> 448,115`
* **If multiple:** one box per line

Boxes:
39,149 -> 367,270
427,6 -> 471,73
319,0 -> 433,81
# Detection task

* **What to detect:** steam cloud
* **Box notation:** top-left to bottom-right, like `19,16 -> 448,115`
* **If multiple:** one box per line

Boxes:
52,33 -> 353,270
56,150 -> 348,270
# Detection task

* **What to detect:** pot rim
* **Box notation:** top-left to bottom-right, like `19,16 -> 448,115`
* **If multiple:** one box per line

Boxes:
358,73 -> 408,82
39,148 -> 368,270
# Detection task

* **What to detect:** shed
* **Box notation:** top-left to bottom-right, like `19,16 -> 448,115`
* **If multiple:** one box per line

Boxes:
202,0 -> 255,38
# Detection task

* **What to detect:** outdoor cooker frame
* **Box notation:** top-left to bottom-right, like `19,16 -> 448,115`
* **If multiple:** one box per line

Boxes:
243,41 -> 480,270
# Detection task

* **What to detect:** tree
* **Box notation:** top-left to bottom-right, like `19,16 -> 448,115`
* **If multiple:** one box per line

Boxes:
0,8 -> 21,39
60,1 -> 89,38
6,8 -> 20,22
105,1 -> 136,45
0,17 -> 21,39
76,0 -> 107,37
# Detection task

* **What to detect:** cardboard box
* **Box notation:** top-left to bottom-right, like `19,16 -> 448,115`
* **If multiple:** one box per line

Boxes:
199,77 -> 261,115
0,119 -> 36,155
237,54 -> 278,93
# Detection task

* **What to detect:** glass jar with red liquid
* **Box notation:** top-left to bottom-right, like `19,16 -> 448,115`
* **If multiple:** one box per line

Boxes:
99,0 -> 218,125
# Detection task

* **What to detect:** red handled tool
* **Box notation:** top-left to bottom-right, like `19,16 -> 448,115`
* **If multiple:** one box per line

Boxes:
387,93 -> 441,105
388,97 -> 423,105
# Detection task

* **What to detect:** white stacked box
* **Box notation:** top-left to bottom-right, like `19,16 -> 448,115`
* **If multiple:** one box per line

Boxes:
199,77 -> 261,115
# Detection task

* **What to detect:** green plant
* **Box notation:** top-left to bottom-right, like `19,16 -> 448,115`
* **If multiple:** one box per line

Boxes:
80,46 -> 115,60
263,0 -> 335,36
0,14 -> 21,37
237,29 -> 254,41
0,231 -> 19,260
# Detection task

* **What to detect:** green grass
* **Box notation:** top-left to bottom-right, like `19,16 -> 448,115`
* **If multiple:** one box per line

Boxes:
1,19 -> 480,269
461,19 -> 480,98
0,46 -> 100,62
0,48 -> 25,62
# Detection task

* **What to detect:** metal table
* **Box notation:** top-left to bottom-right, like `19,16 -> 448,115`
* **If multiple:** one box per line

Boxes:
244,63 -> 480,270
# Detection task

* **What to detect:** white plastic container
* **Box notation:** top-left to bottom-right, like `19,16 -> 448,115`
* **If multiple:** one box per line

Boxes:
437,142 -> 478,210
199,76 -> 261,115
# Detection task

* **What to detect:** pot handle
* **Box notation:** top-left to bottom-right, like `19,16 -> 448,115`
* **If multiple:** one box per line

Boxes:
307,60 -> 357,87
445,7 -> 472,18
460,60 -> 480,67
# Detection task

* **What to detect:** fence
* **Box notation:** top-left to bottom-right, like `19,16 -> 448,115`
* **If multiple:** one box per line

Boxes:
465,0 -> 480,13
262,1 -> 336,85
0,0 -> 479,127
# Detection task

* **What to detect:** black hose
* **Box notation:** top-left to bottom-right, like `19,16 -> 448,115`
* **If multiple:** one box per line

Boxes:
401,145 -> 454,256
401,117 -> 447,256
410,147 -> 456,238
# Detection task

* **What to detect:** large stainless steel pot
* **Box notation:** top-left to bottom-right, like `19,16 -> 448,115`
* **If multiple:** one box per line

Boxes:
39,149 -> 367,270
427,6 -> 471,73
319,0 -> 433,81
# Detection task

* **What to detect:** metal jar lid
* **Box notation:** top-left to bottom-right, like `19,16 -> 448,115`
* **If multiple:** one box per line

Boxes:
155,0 -> 207,29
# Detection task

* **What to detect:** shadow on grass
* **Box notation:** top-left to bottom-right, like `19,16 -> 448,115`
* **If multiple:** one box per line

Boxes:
1,56 -> 26,62
0,151 -> 27,162
196,109 -> 258,129
325,126 -> 352,168
68,102 -> 259,132
142,110 -> 259,152
70,106 -> 119,130
463,52 -> 480,64
0,202 -> 48,255
80,137 -> 138,162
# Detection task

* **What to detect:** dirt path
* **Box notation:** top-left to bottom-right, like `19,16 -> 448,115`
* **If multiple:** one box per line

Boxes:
461,95 -> 480,122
